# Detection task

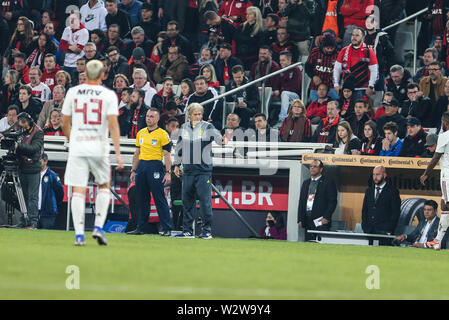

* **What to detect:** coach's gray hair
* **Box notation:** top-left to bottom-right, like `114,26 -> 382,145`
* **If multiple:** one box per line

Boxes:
132,68 -> 148,80
85,42 -> 97,51
390,64 -> 404,74
186,103 -> 204,119
131,26 -> 145,36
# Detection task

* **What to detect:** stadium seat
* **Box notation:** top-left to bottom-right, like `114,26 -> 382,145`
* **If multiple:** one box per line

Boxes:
330,220 -> 347,231
223,102 -> 236,125
258,86 -> 273,116
354,223 -> 363,233
394,31 -> 414,65
395,198 -> 427,235
423,128 -> 437,134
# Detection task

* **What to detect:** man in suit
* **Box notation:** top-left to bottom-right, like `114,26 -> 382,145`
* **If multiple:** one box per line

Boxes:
298,160 -> 338,241
362,166 -> 401,236
394,200 -> 440,248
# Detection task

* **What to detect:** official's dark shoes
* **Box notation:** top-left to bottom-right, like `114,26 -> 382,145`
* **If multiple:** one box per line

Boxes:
126,229 -> 145,235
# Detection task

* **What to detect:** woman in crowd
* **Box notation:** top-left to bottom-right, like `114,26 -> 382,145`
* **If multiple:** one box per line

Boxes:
55,70 -> 72,91
27,33 -> 57,70
7,16 -> 34,63
338,80 -> 356,118
150,32 -> 168,64
113,73 -> 130,103
90,29 -> 107,55
175,78 -> 195,111
200,64 -> 220,89
258,212 -> 286,240
151,77 -> 175,112
280,99 -> 312,142
358,120 -> 382,156
1,70 -> 20,115
233,6 -> 264,70
333,121 -> 362,155
43,109 -> 64,136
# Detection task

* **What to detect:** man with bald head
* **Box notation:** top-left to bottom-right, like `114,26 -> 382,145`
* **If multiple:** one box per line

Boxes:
362,166 -> 401,238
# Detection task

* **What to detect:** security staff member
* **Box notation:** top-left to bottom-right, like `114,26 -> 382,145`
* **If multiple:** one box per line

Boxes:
129,108 -> 173,236
173,103 -> 222,239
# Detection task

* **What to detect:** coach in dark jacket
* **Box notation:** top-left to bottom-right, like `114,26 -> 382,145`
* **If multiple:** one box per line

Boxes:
298,160 -> 338,241
362,166 -> 401,235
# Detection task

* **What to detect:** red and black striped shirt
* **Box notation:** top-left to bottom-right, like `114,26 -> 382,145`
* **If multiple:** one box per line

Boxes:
432,0 -> 446,37
306,47 -> 338,90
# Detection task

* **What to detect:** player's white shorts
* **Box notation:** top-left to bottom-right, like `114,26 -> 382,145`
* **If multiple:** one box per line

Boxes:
441,171 -> 449,203
65,156 -> 111,187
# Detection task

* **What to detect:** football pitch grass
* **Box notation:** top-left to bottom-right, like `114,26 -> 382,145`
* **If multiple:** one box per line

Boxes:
1,228 -> 449,300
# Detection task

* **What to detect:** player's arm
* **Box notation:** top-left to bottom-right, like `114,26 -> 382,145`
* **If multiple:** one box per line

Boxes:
61,115 -> 72,141
108,114 -> 124,170
420,152 -> 443,185
130,147 -> 140,183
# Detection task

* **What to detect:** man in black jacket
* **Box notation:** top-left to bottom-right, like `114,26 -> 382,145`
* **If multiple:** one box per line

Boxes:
362,166 -> 401,236
105,0 -> 132,38
162,21 -> 195,64
204,10 -> 235,46
298,159 -> 338,241
213,42 -> 243,86
17,86 -> 43,123
399,117 -> 427,157
128,88 -> 150,138
377,98 -> 407,139
123,26 -> 155,59
385,65 -> 413,104
137,3 -> 160,42
106,46 -> 129,80
400,83 -> 435,128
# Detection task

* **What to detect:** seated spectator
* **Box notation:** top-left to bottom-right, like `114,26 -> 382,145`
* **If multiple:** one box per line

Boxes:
200,31 -> 221,60
400,83 -> 434,128
131,68 -> 157,107
413,48 -> 439,83
399,117 -> 427,158
184,47 -> 215,81
28,67 -> 51,104
150,31 -> 168,64
213,42 -> 243,86
377,98 -> 407,139
107,46 -> 129,80
41,54 -> 60,92
333,121 -> 362,155
305,32 -> 339,102
225,65 -> 259,129
105,0 -> 131,39
200,64 -> 220,89
258,212 -> 287,240
37,85 -> 65,128
358,120 -> 382,156
253,113 -> 280,142
12,52 -> 30,84
0,105 -> 19,132
187,75 -> 223,128
137,3 -> 160,42
123,26 -> 155,59
151,77 -> 175,112
280,99 -> 312,142
312,100 -> 342,144
419,61 -> 448,106
270,27 -> 299,64
422,133 -> 438,158
379,121 -> 403,157
1,70 -> 20,115
272,51 -> 302,126
105,24 -> 127,54
6,16 -> 34,63
118,0 -> 142,27
54,70 -> 72,92
72,57 -> 86,86
17,85 -> 43,123
362,166 -> 401,236
128,88 -> 150,139
84,42 -> 103,62
118,87 -> 133,136
385,65 -> 413,104
338,79 -> 356,117
113,74 -> 130,103
26,32 -> 57,71
80,0 -> 108,32
128,47 -> 157,85
165,117 -> 180,141
79,72 -> 87,85
154,45 -> 189,84
344,99 -> 370,140
221,113 -> 246,144
175,78 -> 195,111
373,91 -> 393,120
43,109 -> 64,136
262,13 -> 279,46
204,10 -> 235,45
306,83 -> 330,124
162,21 -> 195,64
90,29 -> 107,55
395,200 -> 440,248
158,101 -> 185,129
250,46 -> 280,88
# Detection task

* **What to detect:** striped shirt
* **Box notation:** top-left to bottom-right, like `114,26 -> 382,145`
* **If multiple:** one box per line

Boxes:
306,47 -> 338,90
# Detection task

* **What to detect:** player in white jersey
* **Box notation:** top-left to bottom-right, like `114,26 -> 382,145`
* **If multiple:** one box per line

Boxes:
61,60 -> 124,246
420,111 -> 449,250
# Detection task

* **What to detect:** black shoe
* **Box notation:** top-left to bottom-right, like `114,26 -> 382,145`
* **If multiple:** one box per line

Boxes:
160,230 -> 171,237
126,229 -> 144,235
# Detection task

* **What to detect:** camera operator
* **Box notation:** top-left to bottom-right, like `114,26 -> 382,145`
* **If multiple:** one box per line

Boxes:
4,112 -> 44,229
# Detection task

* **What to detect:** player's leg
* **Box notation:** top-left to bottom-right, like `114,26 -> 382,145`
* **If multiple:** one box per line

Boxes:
428,179 -> 449,250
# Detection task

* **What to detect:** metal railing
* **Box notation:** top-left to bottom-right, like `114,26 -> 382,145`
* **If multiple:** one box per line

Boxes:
383,7 -> 428,74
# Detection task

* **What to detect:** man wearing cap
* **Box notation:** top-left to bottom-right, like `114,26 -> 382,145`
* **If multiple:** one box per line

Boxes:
422,133 -> 438,158
213,43 -> 244,86
128,47 -> 157,84
399,117 -> 428,158
376,98 -> 407,139
137,3 -> 160,42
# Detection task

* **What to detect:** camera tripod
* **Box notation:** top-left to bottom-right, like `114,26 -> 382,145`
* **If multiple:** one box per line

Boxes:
0,153 -> 29,227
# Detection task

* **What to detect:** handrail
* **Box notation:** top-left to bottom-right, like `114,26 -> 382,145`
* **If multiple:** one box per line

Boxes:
383,8 -> 428,31
200,61 -> 303,107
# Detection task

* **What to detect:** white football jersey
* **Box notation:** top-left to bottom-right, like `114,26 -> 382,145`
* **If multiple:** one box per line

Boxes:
437,130 -> 449,173
62,84 -> 118,157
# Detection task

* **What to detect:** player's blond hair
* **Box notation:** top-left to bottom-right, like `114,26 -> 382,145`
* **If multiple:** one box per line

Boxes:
86,60 -> 104,81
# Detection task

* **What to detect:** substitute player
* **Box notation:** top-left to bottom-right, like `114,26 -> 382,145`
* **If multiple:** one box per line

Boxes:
420,111 -> 449,250
61,60 -> 124,246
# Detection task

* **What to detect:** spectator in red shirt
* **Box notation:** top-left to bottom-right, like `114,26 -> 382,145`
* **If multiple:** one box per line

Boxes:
373,91 -> 393,120
41,53 -> 60,92
12,52 -> 30,84
218,0 -> 252,28
43,109 -> 64,136
306,83 -> 330,124
339,0 -> 374,46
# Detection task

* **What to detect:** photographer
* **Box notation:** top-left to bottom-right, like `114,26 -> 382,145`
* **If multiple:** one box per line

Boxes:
3,112 -> 44,229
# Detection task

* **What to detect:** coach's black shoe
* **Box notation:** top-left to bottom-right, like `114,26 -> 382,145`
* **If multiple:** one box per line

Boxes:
126,229 -> 145,235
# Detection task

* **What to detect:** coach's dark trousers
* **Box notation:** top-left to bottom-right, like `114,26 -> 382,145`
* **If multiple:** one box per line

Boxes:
136,160 -> 173,232
182,173 -> 213,234
19,172 -> 40,227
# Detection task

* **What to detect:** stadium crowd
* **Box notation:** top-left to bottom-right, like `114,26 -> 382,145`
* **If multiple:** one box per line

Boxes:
0,0 -> 447,236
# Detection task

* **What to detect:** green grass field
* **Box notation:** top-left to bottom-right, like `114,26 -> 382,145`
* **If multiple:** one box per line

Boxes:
1,228 -> 449,300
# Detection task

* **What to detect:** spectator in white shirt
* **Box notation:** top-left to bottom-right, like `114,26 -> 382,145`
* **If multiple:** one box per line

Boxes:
28,66 -> 51,104
131,68 -> 156,107
0,105 -> 19,132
